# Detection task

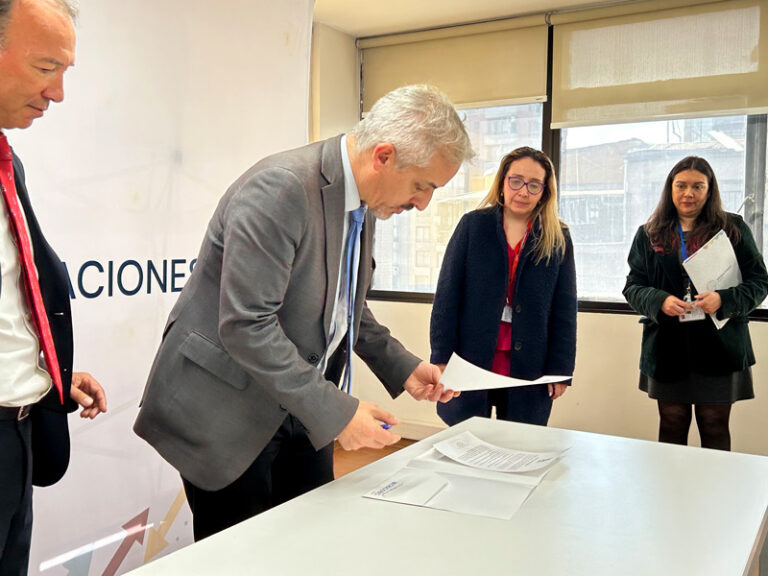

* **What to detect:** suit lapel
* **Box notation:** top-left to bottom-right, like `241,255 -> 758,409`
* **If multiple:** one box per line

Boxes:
319,136 -> 345,341
10,151 -> 73,401
659,250 -> 686,296
354,212 -> 373,320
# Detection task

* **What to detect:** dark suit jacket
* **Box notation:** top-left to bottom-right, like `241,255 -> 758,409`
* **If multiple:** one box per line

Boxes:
430,206 -> 577,381
134,136 -> 421,491
10,152 -> 76,486
623,214 -> 768,380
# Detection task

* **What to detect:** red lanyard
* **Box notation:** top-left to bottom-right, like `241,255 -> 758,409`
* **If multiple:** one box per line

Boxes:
506,220 -> 532,304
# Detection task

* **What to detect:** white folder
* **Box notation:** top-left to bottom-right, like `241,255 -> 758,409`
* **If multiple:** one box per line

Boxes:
682,229 -> 741,330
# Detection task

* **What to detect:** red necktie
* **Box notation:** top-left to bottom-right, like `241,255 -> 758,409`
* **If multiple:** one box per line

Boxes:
0,133 -> 64,404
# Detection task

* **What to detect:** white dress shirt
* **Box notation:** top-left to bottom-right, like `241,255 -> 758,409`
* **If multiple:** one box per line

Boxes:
319,134 -> 364,373
0,180 -> 53,406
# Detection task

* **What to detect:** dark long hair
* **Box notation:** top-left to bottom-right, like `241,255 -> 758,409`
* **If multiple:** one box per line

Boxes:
645,156 -> 739,252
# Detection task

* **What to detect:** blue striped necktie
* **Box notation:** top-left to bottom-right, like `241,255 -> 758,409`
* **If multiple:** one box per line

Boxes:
341,206 -> 367,394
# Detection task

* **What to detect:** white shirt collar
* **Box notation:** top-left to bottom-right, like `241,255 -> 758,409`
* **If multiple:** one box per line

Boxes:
340,134 -> 362,213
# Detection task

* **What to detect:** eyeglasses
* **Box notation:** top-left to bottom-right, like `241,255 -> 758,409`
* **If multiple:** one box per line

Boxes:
673,182 -> 708,193
507,176 -> 545,196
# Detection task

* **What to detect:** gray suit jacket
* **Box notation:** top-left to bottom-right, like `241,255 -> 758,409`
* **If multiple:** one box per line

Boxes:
134,136 -> 420,490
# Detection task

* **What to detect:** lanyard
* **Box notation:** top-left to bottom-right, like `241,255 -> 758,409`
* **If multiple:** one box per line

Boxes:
507,220 -> 532,304
677,221 -> 689,261
511,229 -> 528,278
677,221 -> 695,297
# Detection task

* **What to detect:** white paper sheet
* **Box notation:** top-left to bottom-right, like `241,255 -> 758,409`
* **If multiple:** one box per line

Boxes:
425,474 -> 535,520
433,431 -> 565,473
408,447 -> 547,486
364,431 -> 566,520
364,469 -> 535,520
682,229 -> 741,330
439,353 -> 570,392
364,470 -> 448,506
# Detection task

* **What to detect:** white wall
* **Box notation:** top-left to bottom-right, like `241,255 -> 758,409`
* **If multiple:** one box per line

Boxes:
310,23 -> 359,142
11,1 -> 314,574
356,302 -> 768,457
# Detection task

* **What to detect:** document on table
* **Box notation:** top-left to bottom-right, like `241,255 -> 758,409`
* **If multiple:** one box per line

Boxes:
364,469 -> 534,520
364,469 -> 449,507
439,353 -> 570,392
433,431 -> 565,473
407,446 -> 547,486
364,431 -> 566,520
682,229 -> 741,330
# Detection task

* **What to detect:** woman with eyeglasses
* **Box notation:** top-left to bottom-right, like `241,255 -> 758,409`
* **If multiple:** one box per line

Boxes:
430,147 -> 577,426
623,156 -> 768,450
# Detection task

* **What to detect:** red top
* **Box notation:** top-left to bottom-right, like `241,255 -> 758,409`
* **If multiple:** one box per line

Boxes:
491,220 -> 531,377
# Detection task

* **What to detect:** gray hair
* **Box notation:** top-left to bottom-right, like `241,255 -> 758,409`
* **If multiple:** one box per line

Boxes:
0,0 -> 78,45
351,84 -> 474,169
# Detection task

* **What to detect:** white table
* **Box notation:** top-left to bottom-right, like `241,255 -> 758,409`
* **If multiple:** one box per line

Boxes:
126,418 -> 768,576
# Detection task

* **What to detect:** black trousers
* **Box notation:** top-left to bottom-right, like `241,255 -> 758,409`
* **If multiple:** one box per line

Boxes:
182,413 -> 334,541
438,384 -> 554,427
0,417 -> 33,576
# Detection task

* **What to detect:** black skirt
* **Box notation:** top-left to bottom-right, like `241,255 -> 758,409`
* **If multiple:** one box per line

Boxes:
639,368 -> 754,404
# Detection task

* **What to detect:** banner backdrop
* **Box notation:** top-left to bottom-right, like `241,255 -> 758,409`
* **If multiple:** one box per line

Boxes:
8,1 -> 315,574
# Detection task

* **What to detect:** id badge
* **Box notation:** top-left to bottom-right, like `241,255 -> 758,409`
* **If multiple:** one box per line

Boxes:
501,305 -> 513,323
679,290 -> 706,323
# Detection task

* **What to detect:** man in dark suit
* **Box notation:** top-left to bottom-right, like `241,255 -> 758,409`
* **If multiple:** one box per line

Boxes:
0,1 -> 107,573
134,84 -> 474,541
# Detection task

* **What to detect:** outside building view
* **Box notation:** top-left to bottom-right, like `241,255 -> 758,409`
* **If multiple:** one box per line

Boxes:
373,106 -> 768,310
560,115 -> 758,302
372,103 -> 543,292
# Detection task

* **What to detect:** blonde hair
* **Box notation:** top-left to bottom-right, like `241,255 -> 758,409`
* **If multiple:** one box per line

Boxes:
479,147 -> 566,264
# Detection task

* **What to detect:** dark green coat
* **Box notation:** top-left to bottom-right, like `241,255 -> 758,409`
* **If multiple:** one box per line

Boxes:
623,214 -> 768,381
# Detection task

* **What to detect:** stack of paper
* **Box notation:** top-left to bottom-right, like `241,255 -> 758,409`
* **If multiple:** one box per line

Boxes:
364,431 -> 567,520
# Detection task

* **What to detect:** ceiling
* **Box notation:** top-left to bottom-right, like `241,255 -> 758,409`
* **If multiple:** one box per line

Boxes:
313,0 -> 634,37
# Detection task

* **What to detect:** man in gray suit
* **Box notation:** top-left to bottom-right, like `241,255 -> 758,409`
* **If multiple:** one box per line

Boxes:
134,85 -> 474,540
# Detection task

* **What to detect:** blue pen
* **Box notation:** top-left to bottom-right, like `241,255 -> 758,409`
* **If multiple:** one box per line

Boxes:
380,423 -> 392,430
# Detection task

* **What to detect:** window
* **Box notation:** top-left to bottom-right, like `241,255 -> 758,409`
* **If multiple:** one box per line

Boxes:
372,102 -> 543,292
415,251 -> 430,267
763,132 -> 768,262
360,2 -> 768,318
559,115 -> 768,307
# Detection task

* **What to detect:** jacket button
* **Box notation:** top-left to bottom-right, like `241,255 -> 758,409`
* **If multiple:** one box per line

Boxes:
308,353 -> 320,364
514,341 -> 522,351
515,305 -> 521,313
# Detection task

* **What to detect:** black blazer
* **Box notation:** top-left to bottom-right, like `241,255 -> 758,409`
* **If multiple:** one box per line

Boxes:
430,206 -> 577,381
11,152 -> 76,486
623,214 -> 768,381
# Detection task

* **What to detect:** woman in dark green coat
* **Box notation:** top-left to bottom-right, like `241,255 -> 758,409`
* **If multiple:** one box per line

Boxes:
623,156 -> 768,451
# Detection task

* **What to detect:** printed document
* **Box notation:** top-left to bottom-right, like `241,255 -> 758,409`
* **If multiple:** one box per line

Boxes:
364,468 -> 534,520
408,447 -> 547,486
439,352 -> 570,392
433,431 -> 565,473
364,469 -> 448,507
364,431 -> 566,519
682,229 -> 741,330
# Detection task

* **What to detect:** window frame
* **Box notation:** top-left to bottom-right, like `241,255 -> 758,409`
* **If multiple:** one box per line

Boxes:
367,27 -> 768,323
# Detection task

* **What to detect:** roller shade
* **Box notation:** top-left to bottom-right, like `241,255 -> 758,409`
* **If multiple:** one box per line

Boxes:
360,16 -> 548,112
552,0 -> 768,128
